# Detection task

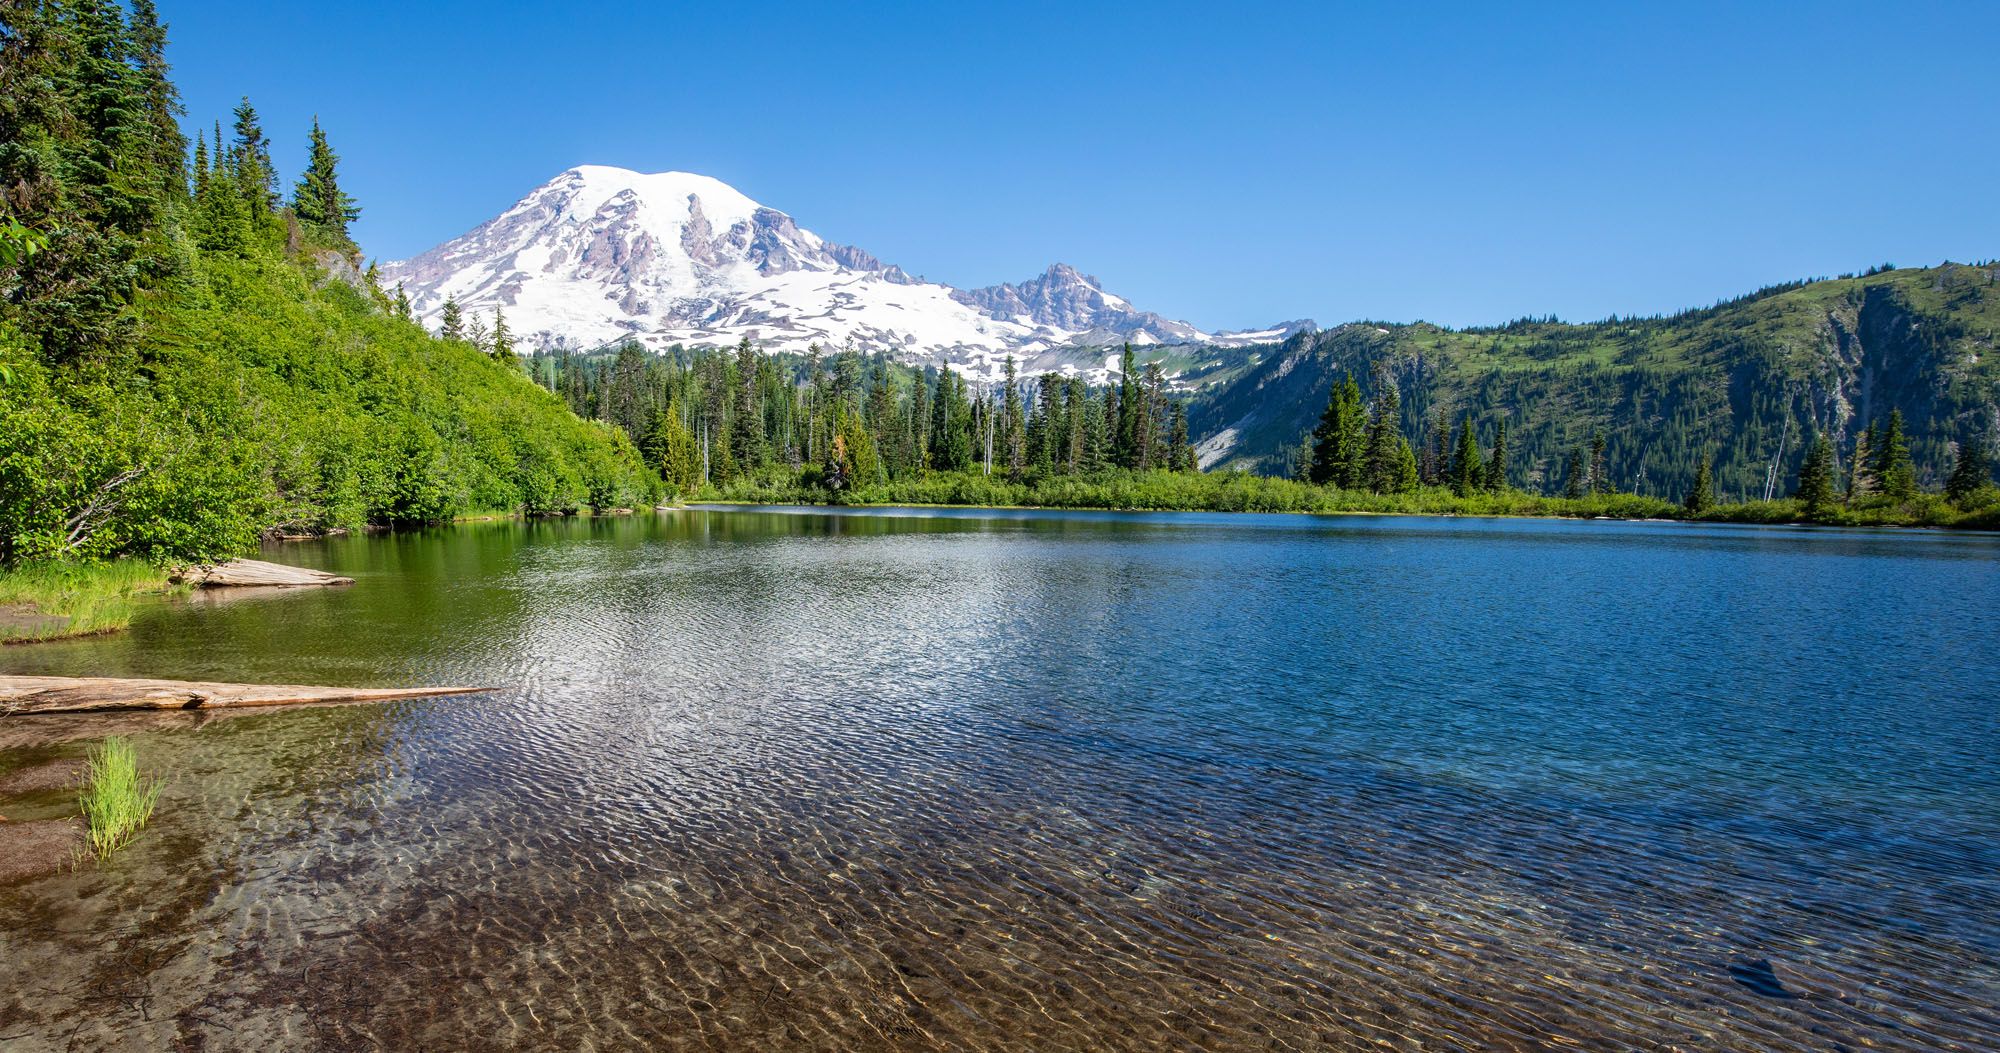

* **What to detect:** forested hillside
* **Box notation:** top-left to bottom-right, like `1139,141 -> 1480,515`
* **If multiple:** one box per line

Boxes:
1191,263 -> 2000,500
0,1 -> 651,567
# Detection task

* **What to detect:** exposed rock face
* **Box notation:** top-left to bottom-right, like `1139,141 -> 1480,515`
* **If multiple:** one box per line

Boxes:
381,166 -> 1287,380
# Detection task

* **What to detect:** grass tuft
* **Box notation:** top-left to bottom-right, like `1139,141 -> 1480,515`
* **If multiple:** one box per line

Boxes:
76,737 -> 161,862
0,560 -> 174,643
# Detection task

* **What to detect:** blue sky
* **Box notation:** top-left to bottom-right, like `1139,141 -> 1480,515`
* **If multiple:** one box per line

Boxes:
163,1 -> 1997,331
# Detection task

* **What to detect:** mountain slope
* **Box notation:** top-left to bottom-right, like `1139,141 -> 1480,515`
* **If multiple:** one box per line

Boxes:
1188,262 -> 2000,499
382,166 -> 1291,379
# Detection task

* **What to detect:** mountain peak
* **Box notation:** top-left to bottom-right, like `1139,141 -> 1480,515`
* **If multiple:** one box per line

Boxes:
382,167 -> 1269,378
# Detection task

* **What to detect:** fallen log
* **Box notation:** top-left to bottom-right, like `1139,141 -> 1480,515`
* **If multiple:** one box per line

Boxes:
0,675 -> 485,716
174,559 -> 354,588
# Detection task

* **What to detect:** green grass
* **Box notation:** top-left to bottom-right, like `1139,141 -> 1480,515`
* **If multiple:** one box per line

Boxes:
76,737 -> 161,862
697,468 -> 2000,529
0,560 -> 174,643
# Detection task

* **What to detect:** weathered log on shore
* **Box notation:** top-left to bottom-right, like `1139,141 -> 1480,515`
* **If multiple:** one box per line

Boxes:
175,559 -> 354,588
0,676 -> 484,716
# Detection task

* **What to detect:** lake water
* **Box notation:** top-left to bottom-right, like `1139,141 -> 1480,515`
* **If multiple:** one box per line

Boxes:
2,508 -> 1997,1050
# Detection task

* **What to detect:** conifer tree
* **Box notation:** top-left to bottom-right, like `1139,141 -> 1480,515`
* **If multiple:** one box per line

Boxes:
730,338 -> 764,473
1562,446 -> 1587,498
1115,344 -> 1140,467
489,309 -> 514,366
438,296 -> 464,341
1875,408 -> 1916,500
1945,433 -> 1990,507
1588,432 -> 1610,494
1363,381 -> 1403,492
292,117 -> 359,241
1001,356 -> 1025,476
127,0 -> 186,202
1391,436 -> 1419,493
1484,418 -> 1508,491
1451,415 -> 1480,497
1796,432 -> 1835,519
1846,423 -> 1876,503
1169,401 -> 1194,472
229,97 -> 276,216
1684,455 -> 1714,514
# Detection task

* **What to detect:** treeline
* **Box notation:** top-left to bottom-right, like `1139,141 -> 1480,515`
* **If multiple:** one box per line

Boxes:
0,1 -> 649,567
526,341 -> 1197,495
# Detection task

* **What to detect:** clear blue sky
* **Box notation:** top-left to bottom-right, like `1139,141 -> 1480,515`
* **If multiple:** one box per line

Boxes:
161,1 -> 1997,331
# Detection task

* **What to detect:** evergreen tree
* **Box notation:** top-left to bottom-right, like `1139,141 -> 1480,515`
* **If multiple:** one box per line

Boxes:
1945,432 -> 1990,507
1390,436 -> 1419,493
1683,454 -> 1714,514
438,296 -> 464,341
1795,432 -> 1835,518
1309,374 -> 1365,487
1484,417 -> 1508,491
127,0 -> 187,204
489,309 -> 514,366
1561,445 -> 1587,499
1115,344 -> 1140,467
1845,425 -> 1873,503
1588,432 -> 1610,494
1001,356 -> 1025,476
1875,408 -> 1916,499
1169,401 -> 1193,472
1450,415 -> 1480,497
729,338 -> 764,474
1363,380 -> 1403,493
229,96 -> 276,216
291,117 -> 359,241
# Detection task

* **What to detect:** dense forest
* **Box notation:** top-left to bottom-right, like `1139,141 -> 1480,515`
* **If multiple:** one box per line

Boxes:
0,0 -> 651,570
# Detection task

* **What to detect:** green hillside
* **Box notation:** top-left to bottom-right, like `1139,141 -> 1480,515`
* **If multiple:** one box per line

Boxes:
0,3 -> 651,571
1188,263 -> 2000,499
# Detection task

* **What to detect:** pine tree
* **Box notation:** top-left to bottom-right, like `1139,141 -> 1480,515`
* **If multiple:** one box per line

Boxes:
1683,455 -> 1714,514
291,117 -> 359,241
1588,432 -> 1610,494
1115,344 -> 1140,467
230,97 -> 276,216
1001,356 -> 1025,476
1309,374 -> 1365,487
1362,381 -> 1403,493
1846,423 -> 1876,503
1169,401 -> 1194,472
1391,436 -> 1419,493
489,309 -> 514,365
1307,380 -> 1349,485
438,296 -> 464,341
1484,418 -> 1508,491
730,337 -> 764,474
1561,446 -> 1586,499
127,0 -> 187,204
1796,432 -> 1835,519
1875,408 -> 1916,500
1945,432 -> 1990,507
1451,415 -> 1480,497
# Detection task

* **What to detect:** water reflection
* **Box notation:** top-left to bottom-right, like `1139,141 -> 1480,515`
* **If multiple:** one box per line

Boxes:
2,509 -> 1997,1050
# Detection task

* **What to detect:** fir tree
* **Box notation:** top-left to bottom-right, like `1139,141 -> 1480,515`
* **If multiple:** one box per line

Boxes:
1796,432 -> 1835,519
1169,401 -> 1194,473
1875,408 -> 1916,500
1945,432 -> 1990,507
1588,432 -> 1610,494
730,337 -> 764,473
1561,445 -> 1586,498
1846,423 -> 1876,503
438,295 -> 464,341
1451,415 -> 1480,497
291,117 -> 359,241
1115,344 -> 1140,467
489,309 -> 514,366
229,97 -> 276,216
1484,417 -> 1508,491
1001,356 -> 1025,476
1362,380 -> 1403,493
1684,455 -> 1714,514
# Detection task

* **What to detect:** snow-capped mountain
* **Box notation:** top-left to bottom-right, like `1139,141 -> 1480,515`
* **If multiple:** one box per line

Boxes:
382,166 -> 1302,379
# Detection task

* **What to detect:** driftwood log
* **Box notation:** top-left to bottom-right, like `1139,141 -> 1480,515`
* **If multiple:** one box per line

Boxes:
0,676 -> 483,717
175,559 -> 354,588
